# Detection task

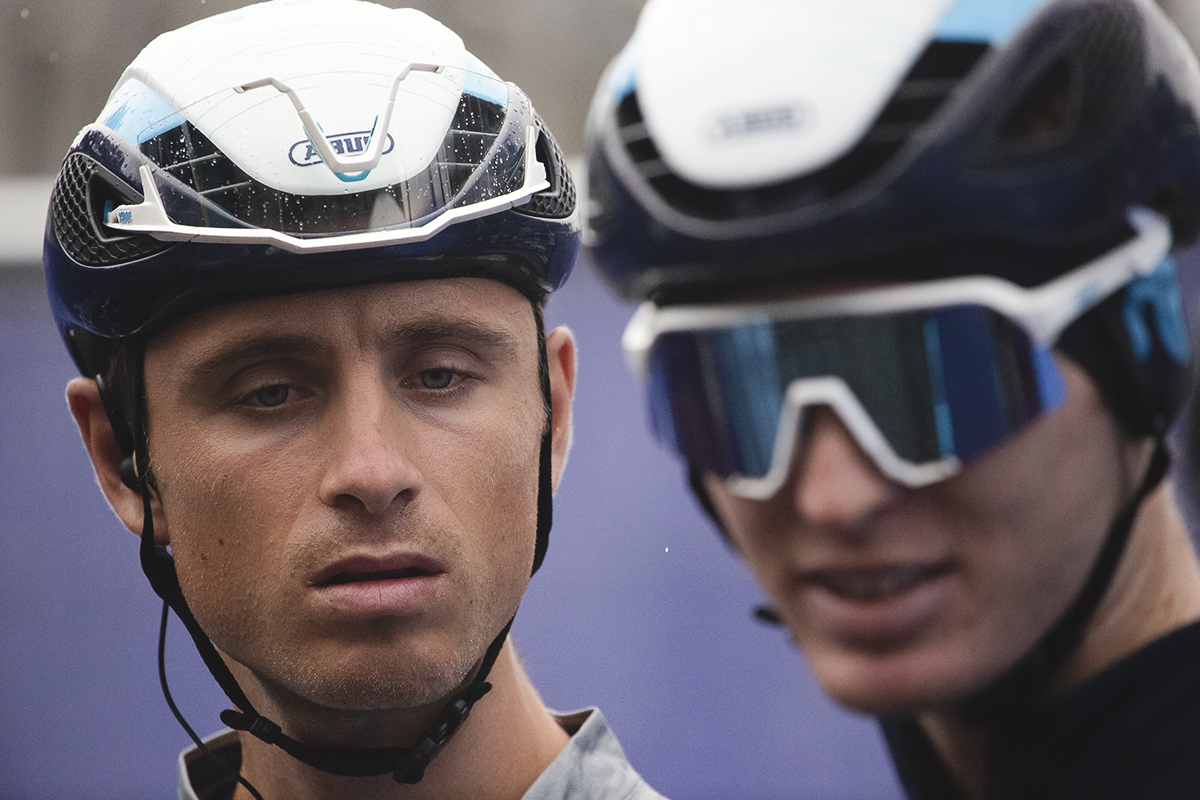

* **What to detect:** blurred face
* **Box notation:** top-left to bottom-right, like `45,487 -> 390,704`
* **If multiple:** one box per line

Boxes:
704,355 -> 1137,714
140,278 -> 548,713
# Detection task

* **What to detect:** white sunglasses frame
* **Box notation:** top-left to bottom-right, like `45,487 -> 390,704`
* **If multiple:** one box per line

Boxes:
623,207 -> 1172,497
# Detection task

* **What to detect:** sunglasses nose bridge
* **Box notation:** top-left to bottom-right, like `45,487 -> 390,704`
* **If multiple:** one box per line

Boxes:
742,377 -> 958,499
779,378 -> 885,480
729,378 -> 888,501
788,403 -> 905,527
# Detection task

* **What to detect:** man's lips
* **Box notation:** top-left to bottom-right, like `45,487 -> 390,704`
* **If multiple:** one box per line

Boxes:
320,567 -> 428,586
788,560 -> 956,648
308,554 -> 447,615
310,553 -> 446,588
800,562 -> 954,602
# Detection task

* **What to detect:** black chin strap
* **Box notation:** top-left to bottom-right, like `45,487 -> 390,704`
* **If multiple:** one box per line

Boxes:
135,456 -> 516,782
957,439 -> 1170,723
220,617 -> 513,782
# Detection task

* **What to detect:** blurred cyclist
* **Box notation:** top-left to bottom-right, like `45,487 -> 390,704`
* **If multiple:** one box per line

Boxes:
587,0 -> 1200,796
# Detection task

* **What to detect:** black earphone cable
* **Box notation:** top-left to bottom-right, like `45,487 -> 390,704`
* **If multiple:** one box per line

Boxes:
158,600 -> 265,800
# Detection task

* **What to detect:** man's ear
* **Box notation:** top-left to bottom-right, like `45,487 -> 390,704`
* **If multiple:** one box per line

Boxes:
65,377 -> 168,543
545,326 -> 577,492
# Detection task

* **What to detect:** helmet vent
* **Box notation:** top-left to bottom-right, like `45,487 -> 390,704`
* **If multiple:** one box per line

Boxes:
963,0 -> 1143,169
140,121 -> 250,201
517,114 -> 577,220
618,40 -> 989,221
51,152 -> 173,267
1001,58 -> 1072,141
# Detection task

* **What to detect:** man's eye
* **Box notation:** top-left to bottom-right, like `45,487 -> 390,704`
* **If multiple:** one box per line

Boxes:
251,385 -> 290,407
419,368 -> 456,390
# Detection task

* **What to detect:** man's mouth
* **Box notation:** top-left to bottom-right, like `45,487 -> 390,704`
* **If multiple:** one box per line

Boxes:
320,566 -> 432,586
310,554 -> 445,588
805,563 -> 953,601
309,554 -> 447,615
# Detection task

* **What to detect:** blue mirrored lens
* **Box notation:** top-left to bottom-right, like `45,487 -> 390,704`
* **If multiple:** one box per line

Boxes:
933,306 -> 1065,463
650,323 -> 783,478
647,304 -> 1066,481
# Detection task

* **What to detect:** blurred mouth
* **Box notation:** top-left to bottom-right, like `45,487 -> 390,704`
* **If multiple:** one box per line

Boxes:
791,561 -> 956,647
804,563 -> 954,602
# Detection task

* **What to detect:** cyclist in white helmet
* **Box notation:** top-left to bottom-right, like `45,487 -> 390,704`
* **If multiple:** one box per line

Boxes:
587,0 -> 1200,797
47,2 -> 666,798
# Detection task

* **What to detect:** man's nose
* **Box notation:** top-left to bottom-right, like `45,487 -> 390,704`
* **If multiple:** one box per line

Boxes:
318,380 -> 418,516
790,406 -> 901,528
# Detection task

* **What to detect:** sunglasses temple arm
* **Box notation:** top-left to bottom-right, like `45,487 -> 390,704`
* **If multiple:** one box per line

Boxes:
1017,207 -> 1171,344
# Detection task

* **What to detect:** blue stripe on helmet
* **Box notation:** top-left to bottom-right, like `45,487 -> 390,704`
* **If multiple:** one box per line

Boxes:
101,79 -> 185,144
934,0 -> 1051,44
605,41 -> 639,101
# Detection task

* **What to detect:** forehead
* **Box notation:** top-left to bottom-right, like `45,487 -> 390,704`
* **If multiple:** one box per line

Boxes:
145,277 -> 536,364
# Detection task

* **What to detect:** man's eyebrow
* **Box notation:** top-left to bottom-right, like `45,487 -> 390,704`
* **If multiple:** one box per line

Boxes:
182,333 -> 328,385
180,319 -> 523,383
383,318 -> 523,358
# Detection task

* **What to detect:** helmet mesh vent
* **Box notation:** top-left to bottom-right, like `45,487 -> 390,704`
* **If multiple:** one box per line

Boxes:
518,114 -> 577,219
51,153 -> 173,267
619,41 -> 989,221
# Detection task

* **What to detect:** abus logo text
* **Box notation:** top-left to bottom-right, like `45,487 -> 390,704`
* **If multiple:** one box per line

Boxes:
288,131 -> 396,167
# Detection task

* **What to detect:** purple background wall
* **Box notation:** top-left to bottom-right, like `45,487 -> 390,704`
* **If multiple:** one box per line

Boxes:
0,257 -> 902,799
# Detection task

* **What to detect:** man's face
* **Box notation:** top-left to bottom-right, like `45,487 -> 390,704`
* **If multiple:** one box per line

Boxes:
139,278 -> 550,714
704,355 -> 1138,714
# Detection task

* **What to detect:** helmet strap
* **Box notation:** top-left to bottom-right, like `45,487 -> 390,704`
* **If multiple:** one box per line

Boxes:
532,308 -> 553,575
957,438 -> 1170,723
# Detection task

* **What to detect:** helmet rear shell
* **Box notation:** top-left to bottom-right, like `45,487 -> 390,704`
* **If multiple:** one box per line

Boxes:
587,0 -> 1200,303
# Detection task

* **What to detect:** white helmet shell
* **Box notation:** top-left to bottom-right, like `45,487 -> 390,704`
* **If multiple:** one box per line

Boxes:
98,0 -> 480,196
623,0 -> 1052,189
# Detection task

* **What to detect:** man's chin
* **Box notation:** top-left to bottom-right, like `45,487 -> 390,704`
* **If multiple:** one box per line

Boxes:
238,650 -> 477,721
301,679 -> 457,714
302,659 -> 479,712
806,646 -> 999,717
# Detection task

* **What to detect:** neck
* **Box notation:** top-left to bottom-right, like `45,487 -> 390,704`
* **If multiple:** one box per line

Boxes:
917,482 -> 1200,799
230,640 -> 570,800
